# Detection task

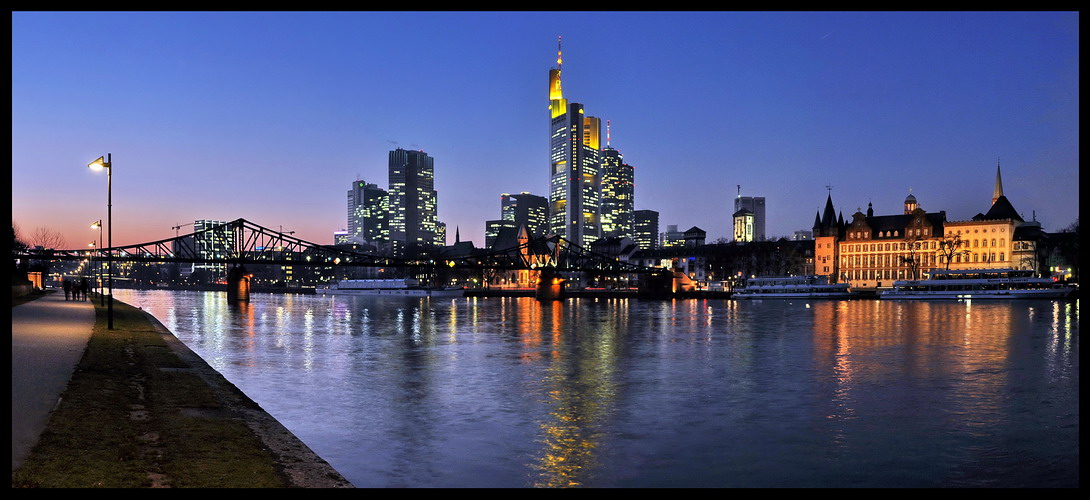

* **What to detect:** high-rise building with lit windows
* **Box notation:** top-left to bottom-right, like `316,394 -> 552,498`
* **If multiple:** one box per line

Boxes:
548,38 -> 602,246
599,126 -> 634,240
501,192 -> 549,237
347,180 -> 388,245
388,148 -> 438,255
633,209 -> 659,250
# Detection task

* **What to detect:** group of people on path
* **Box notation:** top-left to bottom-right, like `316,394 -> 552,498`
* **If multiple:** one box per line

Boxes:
63,277 -> 93,301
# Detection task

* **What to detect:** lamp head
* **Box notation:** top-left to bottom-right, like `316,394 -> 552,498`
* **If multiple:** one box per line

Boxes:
90,220 -> 102,229
88,156 -> 110,171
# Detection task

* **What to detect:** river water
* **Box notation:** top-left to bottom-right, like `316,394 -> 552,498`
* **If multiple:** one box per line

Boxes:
112,290 -> 1079,488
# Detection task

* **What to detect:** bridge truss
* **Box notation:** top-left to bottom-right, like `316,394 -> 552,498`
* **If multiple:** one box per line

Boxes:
18,218 -> 663,276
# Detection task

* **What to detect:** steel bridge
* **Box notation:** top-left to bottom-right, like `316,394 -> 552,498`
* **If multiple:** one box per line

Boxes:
19,218 -> 665,277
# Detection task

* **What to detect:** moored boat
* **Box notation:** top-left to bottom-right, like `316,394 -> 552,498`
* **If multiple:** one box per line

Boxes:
733,275 -> 854,299
879,268 -> 1074,300
316,278 -> 465,297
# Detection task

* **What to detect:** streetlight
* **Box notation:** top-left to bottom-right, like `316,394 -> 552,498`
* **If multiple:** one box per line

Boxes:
88,154 -> 113,329
91,220 -> 104,306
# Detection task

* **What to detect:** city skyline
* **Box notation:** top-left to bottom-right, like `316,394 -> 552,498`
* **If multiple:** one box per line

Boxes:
12,11 -> 1079,250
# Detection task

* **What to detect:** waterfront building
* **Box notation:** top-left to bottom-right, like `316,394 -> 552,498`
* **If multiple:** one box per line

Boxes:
734,193 -> 766,241
633,209 -> 659,250
548,38 -> 602,246
812,192 -> 845,280
814,163 -> 1043,289
176,219 -> 232,280
333,230 -> 349,245
944,164 -> 1038,271
733,208 -> 754,242
599,125 -> 635,240
388,148 -> 439,255
347,180 -> 388,246
501,192 -> 549,238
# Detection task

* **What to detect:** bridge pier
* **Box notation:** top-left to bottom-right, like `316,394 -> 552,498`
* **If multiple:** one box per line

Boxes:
535,269 -> 565,301
638,271 -> 676,298
227,265 -> 251,304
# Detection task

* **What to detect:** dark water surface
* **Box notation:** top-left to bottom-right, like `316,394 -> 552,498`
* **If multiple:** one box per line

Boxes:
114,290 -> 1079,487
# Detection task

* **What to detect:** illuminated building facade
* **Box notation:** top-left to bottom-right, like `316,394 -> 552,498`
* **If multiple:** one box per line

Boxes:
501,192 -> 549,238
733,208 -> 754,242
813,163 -> 1038,289
548,39 -> 602,246
388,148 -> 439,254
633,209 -> 659,250
660,224 -> 685,248
600,142 -> 634,240
734,194 -> 766,241
185,219 -> 233,279
347,180 -> 388,245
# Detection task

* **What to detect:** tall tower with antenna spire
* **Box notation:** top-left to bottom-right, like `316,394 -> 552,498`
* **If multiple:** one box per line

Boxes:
600,120 -> 634,240
547,37 -> 602,245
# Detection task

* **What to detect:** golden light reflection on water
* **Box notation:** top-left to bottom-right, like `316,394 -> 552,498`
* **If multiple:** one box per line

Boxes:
811,299 -> 1026,441
521,298 -> 619,488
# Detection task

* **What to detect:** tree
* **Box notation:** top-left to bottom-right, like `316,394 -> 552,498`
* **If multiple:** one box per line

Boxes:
901,237 -> 924,280
30,226 -> 67,250
935,233 -> 970,270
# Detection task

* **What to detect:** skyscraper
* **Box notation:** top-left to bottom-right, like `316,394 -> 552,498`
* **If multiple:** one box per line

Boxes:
734,191 -> 766,241
599,125 -> 634,240
347,180 -> 388,245
633,209 -> 659,250
548,38 -> 602,246
388,148 -> 438,254
501,192 -> 549,237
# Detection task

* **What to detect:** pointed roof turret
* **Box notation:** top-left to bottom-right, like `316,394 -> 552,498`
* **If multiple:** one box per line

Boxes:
992,158 -> 1004,206
821,193 -> 837,227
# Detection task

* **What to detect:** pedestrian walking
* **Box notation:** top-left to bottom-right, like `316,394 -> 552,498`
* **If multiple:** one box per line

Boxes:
63,279 -> 71,300
80,278 -> 90,301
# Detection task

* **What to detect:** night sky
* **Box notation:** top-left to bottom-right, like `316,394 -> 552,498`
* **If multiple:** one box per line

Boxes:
11,11 -> 1080,250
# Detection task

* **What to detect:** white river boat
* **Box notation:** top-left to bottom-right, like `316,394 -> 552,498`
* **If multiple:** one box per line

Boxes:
879,268 -> 1074,300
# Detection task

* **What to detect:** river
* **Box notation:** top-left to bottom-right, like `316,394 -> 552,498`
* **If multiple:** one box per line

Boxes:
112,289 -> 1079,488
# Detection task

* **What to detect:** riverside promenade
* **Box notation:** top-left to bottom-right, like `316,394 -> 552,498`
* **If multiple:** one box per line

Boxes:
11,291 -> 94,471
11,291 -> 352,488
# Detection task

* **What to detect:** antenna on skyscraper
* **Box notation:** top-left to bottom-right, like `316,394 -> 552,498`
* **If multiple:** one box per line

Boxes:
606,120 -> 611,147
557,36 -> 563,70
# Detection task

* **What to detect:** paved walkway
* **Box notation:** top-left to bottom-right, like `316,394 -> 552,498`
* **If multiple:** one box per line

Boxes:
11,291 -> 95,471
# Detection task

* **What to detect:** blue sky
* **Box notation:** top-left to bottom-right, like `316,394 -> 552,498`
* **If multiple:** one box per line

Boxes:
11,11 -> 1080,249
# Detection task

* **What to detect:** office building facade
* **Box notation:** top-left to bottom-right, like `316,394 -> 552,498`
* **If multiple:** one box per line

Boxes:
501,192 -> 549,238
347,180 -> 388,245
388,148 -> 439,254
633,209 -> 659,250
548,40 -> 602,246
600,144 -> 634,240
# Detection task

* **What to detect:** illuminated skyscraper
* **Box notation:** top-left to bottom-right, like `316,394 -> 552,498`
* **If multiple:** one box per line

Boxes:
633,209 -> 659,250
388,148 -> 438,254
347,180 -> 388,245
501,192 -> 549,237
548,38 -> 602,246
599,122 -> 634,240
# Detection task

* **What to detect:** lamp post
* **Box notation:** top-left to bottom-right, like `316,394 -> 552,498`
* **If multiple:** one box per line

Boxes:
91,220 -> 104,306
88,154 -> 113,329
